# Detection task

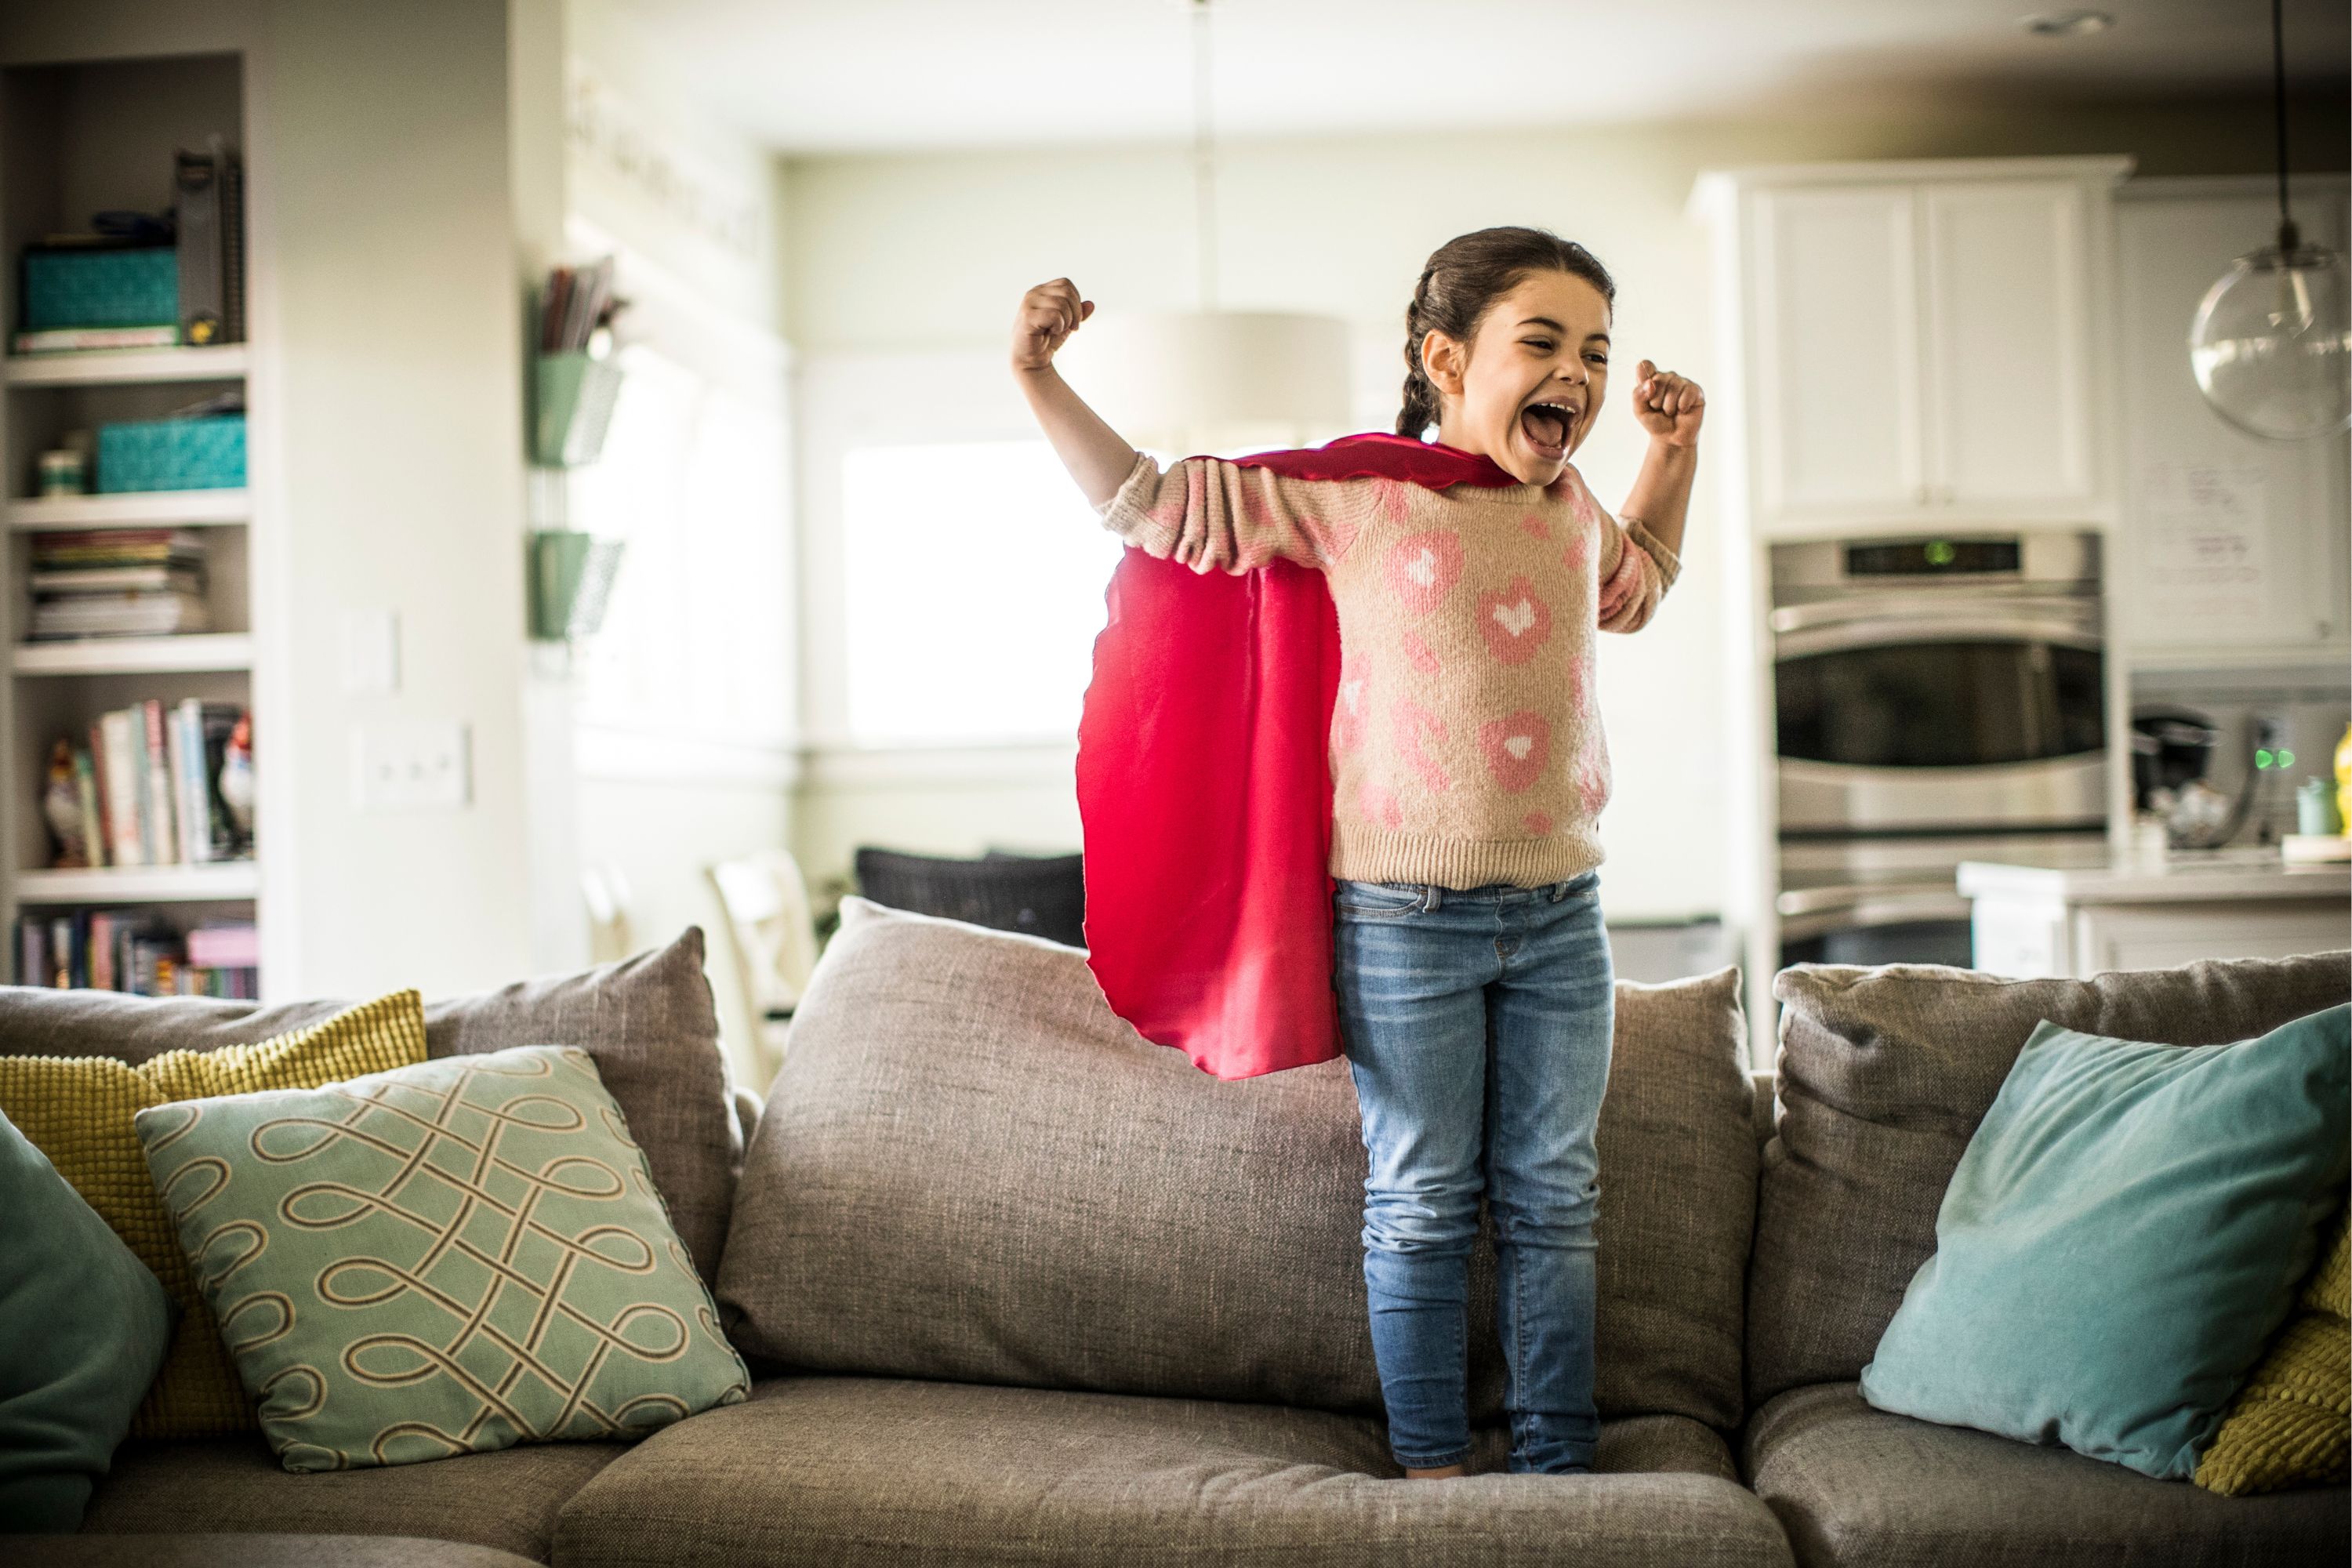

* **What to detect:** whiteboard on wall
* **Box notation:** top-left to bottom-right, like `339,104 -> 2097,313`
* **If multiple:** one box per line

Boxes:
2115,180 -> 2349,663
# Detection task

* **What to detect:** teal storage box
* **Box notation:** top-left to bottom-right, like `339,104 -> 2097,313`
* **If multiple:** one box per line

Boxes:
96,416 -> 245,493
21,248 -> 179,331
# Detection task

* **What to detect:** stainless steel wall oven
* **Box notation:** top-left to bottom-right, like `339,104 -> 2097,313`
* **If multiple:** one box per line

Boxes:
1771,531 -> 2108,966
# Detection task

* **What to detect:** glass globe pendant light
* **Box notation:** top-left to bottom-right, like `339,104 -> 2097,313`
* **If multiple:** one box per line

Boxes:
2187,0 -> 2350,441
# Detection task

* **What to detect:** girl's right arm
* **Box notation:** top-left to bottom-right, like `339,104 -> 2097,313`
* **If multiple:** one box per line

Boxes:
1012,278 -> 1349,575
1011,278 -> 1135,507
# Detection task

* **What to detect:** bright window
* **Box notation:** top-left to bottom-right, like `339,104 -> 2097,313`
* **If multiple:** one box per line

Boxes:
841,440 -> 1123,744
571,340 -> 793,746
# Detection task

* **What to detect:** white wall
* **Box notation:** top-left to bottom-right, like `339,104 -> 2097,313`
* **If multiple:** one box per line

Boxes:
262,0 -> 543,996
563,0 -> 798,1084
782,94 -> 2339,924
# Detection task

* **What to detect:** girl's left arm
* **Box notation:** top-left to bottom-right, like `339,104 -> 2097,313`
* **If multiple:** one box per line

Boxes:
1598,361 -> 1703,634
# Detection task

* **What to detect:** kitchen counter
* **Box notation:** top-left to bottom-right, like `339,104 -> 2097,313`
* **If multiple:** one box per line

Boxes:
1959,850 -> 2350,978
1957,854 -> 2351,906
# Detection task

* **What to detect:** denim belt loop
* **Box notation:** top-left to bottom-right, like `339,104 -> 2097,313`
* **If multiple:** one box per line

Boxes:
1422,884 -> 1443,913
1548,880 -> 1568,902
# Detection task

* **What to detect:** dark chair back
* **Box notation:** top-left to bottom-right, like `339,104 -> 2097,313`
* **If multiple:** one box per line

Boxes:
851,846 -> 1085,949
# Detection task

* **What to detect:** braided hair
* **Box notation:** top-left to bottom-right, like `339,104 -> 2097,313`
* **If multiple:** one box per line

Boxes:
1396,227 -> 1617,440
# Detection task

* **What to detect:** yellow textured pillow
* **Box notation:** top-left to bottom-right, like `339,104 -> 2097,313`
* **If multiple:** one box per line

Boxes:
0,990 -> 429,1437
2194,1203 -> 2350,1496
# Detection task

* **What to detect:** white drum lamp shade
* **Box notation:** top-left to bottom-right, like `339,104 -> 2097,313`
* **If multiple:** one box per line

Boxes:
1061,309 -> 1355,455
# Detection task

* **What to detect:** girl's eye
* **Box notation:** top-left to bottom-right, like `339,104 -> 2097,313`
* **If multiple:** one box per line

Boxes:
1523,339 -> 1555,352
1586,352 -> 1609,366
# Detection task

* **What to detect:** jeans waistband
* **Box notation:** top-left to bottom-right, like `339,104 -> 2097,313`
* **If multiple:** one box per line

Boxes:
1347,871 -> 1599,910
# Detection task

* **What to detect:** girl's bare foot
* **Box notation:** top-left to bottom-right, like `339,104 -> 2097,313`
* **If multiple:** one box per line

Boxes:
1403,1463 -> 1466,1479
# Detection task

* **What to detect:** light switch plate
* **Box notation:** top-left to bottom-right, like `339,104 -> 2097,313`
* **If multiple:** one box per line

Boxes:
352,720 -> 470,810
340,608 -> 401,695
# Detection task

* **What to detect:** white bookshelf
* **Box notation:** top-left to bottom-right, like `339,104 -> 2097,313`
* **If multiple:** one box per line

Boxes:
7,488 -> 249,529
16,862 -> 259,903
0,50 -> 266,993
13,635 -> 253,676
2,343 -> 248,387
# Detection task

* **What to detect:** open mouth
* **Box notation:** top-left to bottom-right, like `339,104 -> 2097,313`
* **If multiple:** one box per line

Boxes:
1519,399 -> 1578,461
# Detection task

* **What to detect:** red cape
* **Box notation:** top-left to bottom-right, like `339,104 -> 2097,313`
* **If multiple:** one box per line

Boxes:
1075,434 -> 1523,1080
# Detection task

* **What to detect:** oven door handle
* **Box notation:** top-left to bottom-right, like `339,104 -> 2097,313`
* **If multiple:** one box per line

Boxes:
1774,614 -> 2102,661
1776,880 -> 1974,921
1769,594 -> 2097,635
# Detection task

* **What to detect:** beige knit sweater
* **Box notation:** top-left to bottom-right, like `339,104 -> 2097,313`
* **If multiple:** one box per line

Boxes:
1096,451 -> 1681,890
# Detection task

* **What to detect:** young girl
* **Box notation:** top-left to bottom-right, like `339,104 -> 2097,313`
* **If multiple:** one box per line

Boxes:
1011,227 -> 1702,1479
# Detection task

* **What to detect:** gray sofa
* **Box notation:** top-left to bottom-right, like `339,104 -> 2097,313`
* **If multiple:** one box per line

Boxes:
5,908 -> 2346,1567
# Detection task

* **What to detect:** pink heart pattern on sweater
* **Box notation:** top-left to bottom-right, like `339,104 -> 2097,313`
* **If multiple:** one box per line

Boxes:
1333,674 -> 1367,752
1391,694 -> 1453,794
1476,576 -> 1552,665
1573,747 -> 1612,819
1357,779 -> 1405,829
1478,711 -> 1552,793
1400,630 -> 1442,675
1385,531 -> 1463,616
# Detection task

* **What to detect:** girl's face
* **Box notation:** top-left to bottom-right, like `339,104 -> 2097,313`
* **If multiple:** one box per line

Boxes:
1424,270 -> 1612,486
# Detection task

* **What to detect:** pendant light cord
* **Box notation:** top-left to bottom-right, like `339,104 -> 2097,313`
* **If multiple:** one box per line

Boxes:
1192,0 -> 1218,312
2270,0 -> 2299,249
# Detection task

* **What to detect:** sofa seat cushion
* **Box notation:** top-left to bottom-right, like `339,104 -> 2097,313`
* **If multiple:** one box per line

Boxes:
554,1375 -> 1795,1568
78,1435 -> 629,1563
0,929 -> 740,1285
1749,952 -> 2352,1406
1741,1381 -> 2350,1568
721,898 -> 1756,1429
17,1537 -> 540,1567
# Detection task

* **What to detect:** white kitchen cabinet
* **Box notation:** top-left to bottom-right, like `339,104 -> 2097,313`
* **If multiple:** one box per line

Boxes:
1919,180 -> 2100,513
1959,858 -> 2350,978
1750,185 -> 1923,519
2114,177 -> 2351,668
1702,158 -> 2127,537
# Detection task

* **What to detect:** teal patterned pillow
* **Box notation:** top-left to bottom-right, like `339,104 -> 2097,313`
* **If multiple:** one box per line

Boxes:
133,1044 -> 749,1473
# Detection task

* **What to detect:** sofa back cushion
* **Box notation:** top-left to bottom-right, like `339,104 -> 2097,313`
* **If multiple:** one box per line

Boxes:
1748,953 -> 2352,1406
0,928 -> 739,1284
717,897 -> 1756,1428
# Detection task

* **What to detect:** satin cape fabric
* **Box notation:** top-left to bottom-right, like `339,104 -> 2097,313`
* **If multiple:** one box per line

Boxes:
1075,434 -> 1523,1080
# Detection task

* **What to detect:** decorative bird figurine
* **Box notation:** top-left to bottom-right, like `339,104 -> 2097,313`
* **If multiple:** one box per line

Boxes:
220,713 -> 256,841
43,738 -> 89,868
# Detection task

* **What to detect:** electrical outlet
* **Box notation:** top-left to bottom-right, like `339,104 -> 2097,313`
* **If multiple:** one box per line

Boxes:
352,721 -> 470,810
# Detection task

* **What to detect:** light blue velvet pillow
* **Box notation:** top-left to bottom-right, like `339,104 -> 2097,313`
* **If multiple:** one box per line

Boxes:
0,1106 -> 174,1531
1860,1004 -> 2350,1480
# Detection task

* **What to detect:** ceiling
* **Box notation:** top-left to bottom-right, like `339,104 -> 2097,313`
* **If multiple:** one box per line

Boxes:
592,0 -> 2350,156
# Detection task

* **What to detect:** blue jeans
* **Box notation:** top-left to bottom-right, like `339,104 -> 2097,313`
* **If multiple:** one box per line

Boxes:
1331,870 -> 1613,1475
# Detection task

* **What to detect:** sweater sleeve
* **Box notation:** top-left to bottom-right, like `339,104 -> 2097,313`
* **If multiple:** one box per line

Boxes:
1592,484 -> 1682,636
1094,451 -> 1354,574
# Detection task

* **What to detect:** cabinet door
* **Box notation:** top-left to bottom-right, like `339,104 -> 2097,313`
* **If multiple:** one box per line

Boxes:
2116,183 -> 2350,660
1918,180 -> 2100,514
2077,901 -> 2352,975
1750,186 -> 1926,525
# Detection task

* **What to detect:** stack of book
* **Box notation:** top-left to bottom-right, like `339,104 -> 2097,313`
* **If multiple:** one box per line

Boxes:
15,913 -> 258,998
27,529 -> 210,640
56,699 -> 249,868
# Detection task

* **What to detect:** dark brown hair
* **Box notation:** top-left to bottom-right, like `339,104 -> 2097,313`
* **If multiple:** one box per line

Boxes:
1396,227 -> 1616,440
